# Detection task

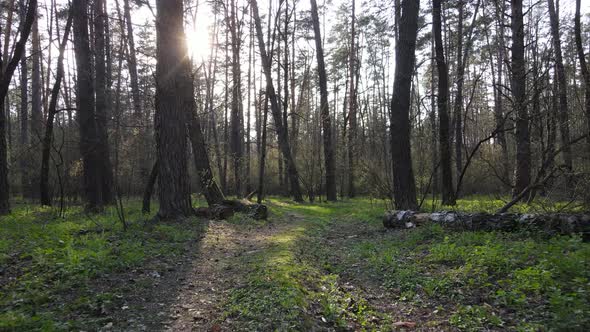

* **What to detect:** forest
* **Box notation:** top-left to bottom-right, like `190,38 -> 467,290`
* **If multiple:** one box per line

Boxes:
1,0 -> 590,330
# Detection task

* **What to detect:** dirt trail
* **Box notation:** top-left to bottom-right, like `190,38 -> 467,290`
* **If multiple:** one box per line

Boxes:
161,219 -> 290,331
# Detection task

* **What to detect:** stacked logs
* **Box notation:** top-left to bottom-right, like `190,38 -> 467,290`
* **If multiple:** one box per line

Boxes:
383,210 -> 590,240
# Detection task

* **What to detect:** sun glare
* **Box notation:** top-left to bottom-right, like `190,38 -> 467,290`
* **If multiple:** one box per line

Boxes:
186,25 -> 211,61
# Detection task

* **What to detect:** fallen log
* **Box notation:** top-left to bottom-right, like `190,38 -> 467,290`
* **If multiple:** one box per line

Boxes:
195,199 -> 268,220
383,210 -> 590,240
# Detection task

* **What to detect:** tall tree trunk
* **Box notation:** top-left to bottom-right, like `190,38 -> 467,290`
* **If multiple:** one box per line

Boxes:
430,34 -> 439,195
30,8 -> 42,199
453,0 -> 480,194
547,0 -> 573,190
73,0 -> 104,211
228,0 -> 244,197
310,0 -> 336,201
19,0 -> 30,199
154,0 -> 193,219
94,0 -> 114,204
347,0 -> 357,198
575,0 -> 590,154
0,0 -> 36,214
511,0 -> 531,197
453,0 -> 464,185
433,0 -> 455,205
491,1 -> 510,185
40,9 -> 73,206
251,0 -> 304,202
123,0 -> 148,188
123,0 -> 141,119
390,0 -> 420,210
246,7 -> 253,194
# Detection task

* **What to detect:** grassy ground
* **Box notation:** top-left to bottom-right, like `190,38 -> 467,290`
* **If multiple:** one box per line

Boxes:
1,196 -> 588,331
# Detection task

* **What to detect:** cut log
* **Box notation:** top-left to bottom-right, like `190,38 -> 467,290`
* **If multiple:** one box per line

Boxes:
195,199 -> 268,220
383,210 -> 590,240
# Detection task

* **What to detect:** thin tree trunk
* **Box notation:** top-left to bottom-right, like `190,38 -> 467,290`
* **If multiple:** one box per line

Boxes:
0,0 -> 36,214
347,0 -> 357,198
228,0 -> 244,197
310,0 -> 336,201
94,0 -> 114,204
511,0 -> 531,197
40,9 -> 73,206
433,0 -> 455,205
251,0 -> 304,202
547,0 -> 573,189
19,0 -> 30,199
188,105 -> 226,206
30,8 -> 42,200
575,0 -> 590,154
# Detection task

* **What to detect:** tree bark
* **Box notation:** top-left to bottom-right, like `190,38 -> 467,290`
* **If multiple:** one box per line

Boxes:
30,8 -> 42,200
19,0 -> 30,199
251,0 -> 304,202
228,0 -> 244,197
547,0 -> 573,190
390,0 -> 420,210
73,0 -> 104,211
347,0 -> 357,198
310,0 -> 336,201
575,0 -> 590,154
511,0 -> 531,197
433,0 -> 455,205
154,0 -> 193,219
94,0 -> 114,204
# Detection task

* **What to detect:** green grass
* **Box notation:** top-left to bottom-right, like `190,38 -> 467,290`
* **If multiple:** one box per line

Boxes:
0,200 -> 205,331
223,197 -> 589,330
1,196 -> 588,331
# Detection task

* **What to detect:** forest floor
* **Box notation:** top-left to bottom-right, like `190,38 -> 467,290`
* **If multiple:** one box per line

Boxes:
1,197 -> 589,331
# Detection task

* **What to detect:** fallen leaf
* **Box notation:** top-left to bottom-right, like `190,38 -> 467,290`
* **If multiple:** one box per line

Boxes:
393,321 -> 416,328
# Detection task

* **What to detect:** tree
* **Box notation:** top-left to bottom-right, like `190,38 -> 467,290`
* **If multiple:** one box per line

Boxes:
433,0 -> 455,205
154,0 -> 193,219
227,0 -> 245,197
511,0 -> 531,197
94,0 -> 114,204
19,0 -> 29,199
310,0 -> 336,201
547,0 -> 573,189
40,8 -> 73,206
72,0 -> 111,211
390,0 -> 420,210
251,0 -> 304,202
574,0 -> 590,153
30,5 -> 42,199
0,0 -> 37,215
347,0 -> 357,198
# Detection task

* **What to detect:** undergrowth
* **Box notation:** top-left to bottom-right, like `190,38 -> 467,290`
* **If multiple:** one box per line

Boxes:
0,201 -> 204,330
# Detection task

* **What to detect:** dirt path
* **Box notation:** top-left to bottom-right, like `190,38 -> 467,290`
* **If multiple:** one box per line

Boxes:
161,218 -> 293,331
